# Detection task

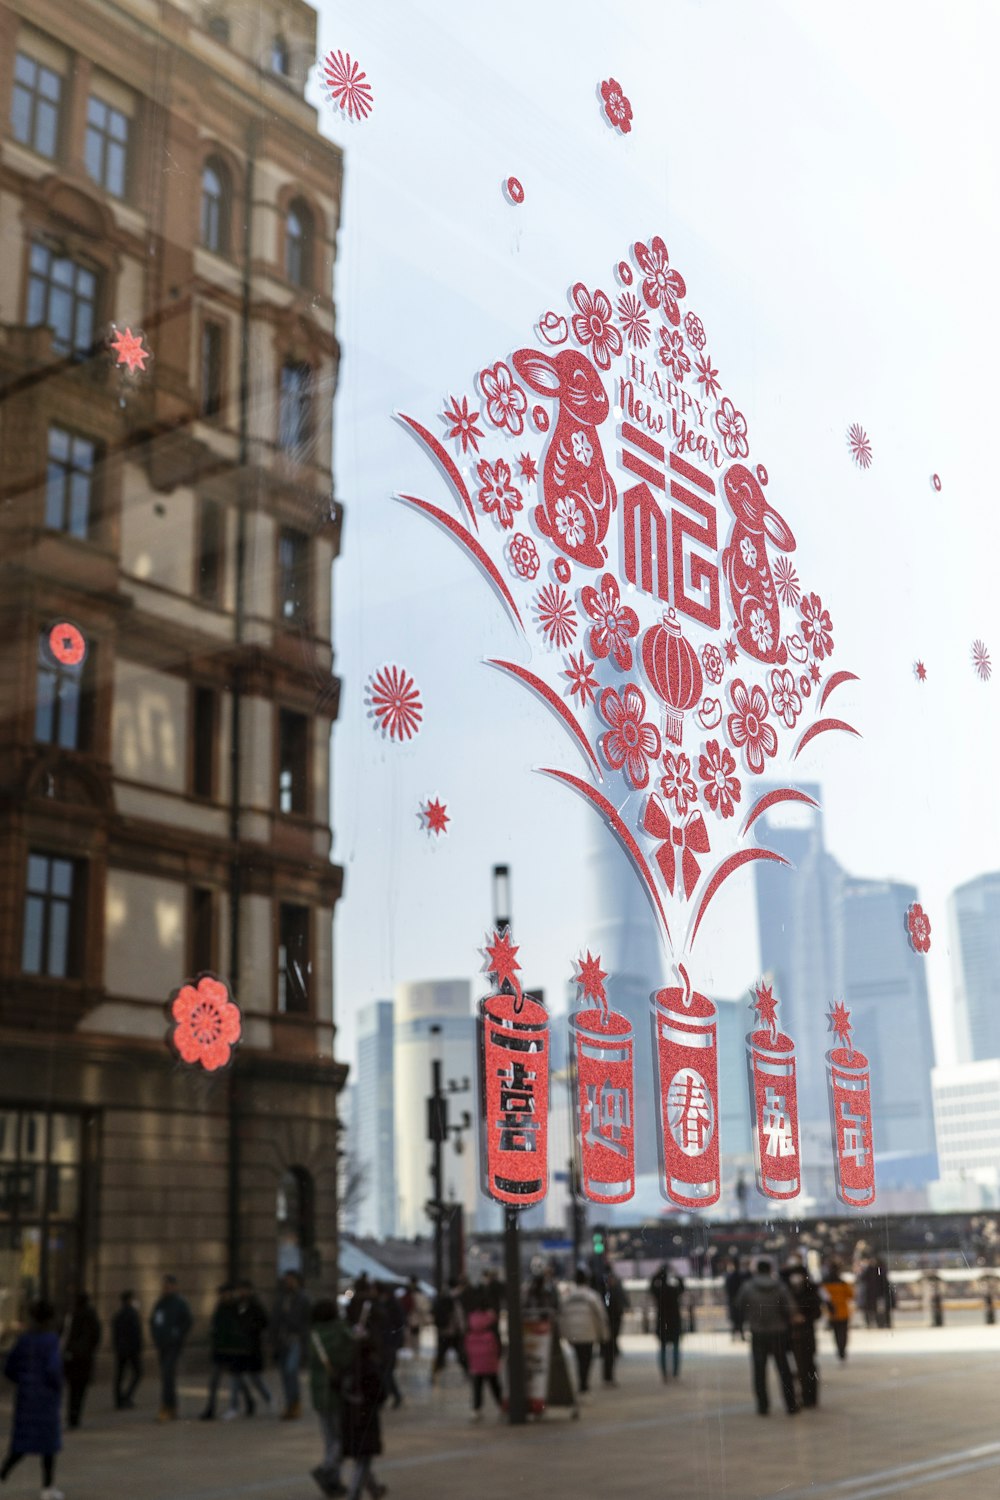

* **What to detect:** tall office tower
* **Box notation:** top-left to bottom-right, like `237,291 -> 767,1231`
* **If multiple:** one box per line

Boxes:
949,873 -> 1000,1062
0,0 -> 345,1315
587,832 -> 667,1174
354,1001 -> 397,1240
931,1060 -> 1000,1207
714,994 -> 755,1211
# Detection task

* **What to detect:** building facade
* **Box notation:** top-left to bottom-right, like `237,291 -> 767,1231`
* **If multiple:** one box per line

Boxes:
0,0 -> 345,1326
948,872 -> 1000,1063
354,1000 -> 396,1240
931,1060 -> 1000,1208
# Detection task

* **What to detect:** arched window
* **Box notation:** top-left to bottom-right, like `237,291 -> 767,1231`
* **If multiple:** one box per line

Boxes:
271,35 -> 289,75
200,157 -> 231,254
285,199 -> 313,288
276,1165 -> 315,1274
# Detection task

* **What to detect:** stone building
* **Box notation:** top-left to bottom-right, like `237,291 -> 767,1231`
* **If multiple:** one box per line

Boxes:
0,0 -> 345,1328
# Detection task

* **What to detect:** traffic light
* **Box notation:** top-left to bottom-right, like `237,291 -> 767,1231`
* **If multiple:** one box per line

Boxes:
592,1226 -> 605,1257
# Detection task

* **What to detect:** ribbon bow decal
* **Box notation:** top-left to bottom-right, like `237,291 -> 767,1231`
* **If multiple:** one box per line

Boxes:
642,797 -> 710,900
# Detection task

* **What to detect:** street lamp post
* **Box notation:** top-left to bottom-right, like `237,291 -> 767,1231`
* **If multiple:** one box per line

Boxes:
426,1024 -> 471,1295
492,863 -> 527,1426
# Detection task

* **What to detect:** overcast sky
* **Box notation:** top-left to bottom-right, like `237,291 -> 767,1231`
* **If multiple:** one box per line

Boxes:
310,0 -> 1000,1077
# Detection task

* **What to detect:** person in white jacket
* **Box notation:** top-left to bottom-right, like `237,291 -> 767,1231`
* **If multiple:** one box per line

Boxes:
559,1271 -> 610,1394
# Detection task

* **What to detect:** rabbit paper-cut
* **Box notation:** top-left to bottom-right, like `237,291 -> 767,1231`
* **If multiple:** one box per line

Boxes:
512,347 -> 617,570
721,462 -> 796,666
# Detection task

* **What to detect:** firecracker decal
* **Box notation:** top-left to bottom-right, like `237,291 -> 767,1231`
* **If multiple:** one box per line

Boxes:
745,981 -> 801,1201
478,928 -> 549,1208
826,1001 -> 876,1207
651,966 -> 719,1208
569,952 -> 635,1204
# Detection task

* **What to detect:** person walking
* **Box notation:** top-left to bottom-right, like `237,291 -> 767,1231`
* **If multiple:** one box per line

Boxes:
822,1260 -> 854,1361
649,1263 -> 685,1382
736,1259 -> 798,1417
1,1298 -> 64,1500
725,1258 -> 750,1341
230,1281 -> 272,1416
600,1266 -> 630,1385
430,1280 -> 466,1382
464,1290 -> 503,1420
559,1270 -> 609,1396
374,1284 -> 403,1409
149,1274 -> 192,1421
341,1331 -> 387,1500
308,1298 -> 355,1498
781,1256 -> 822,1409
111,1291 -> 143,1410
63,1292 -> 102,1429
272,1270 -> 311,1420
201,1285 -> 241,1420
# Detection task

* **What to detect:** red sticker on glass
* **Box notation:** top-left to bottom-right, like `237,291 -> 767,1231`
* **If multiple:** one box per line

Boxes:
48,622 -> 86,667
505,176 -> 524,204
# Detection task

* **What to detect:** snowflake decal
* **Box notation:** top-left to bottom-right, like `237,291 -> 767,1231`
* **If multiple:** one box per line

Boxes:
321,49 -> 374,121
368,665 -> 423,742
847,423 -> 872,470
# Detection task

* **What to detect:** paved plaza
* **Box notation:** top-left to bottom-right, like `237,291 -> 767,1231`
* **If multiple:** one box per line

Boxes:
1,1320 -> 998,1499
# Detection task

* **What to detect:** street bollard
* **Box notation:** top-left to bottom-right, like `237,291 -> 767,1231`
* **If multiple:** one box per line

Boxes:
986,1288 -> 995,1326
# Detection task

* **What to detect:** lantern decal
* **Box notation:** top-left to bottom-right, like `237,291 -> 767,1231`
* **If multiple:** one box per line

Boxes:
641,608 -> 703,746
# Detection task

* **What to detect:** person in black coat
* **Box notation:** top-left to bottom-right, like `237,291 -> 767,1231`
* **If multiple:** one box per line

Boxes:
781,1256 -> 823,1408
600,1265 -> 631,1385
725,1258 -> 751,1341
111,1290 -> 143,1410
1,1299 -> 62,1496
64,1290 -> 102,1428
650,1263 -> 686,1381
342,1334 -> 387,1500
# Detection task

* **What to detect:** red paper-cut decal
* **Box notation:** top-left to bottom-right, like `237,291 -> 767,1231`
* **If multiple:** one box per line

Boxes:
642,799 -> 710,898
972,639 -> 992,681
508,533 -> 540,579
321,49 -> 373,121
906,902 -> 931,954
367,665 -> 423,742
634,237 -> 685,323
726,678 -> 777,775
642,609 -> 703,747
480,362 -> 528,437
600,78 -> 633,134
684,312 -> 706,350
826,1003 -> 876,1206
531,403 -> 550,432
517,453 -> 538,483
746,981 -> 801,1201
442,395 -> 484,455
109,325 -> 149,373
581,571 -> 639,670
617,292 -> 651,348
931,473 -> 942,492
534,583 -> 577,648
553,557 -> 571,584
913,659 -> 927,682
169,974 -> 241,1073
420,797 -> 450,837
617,259 -> 633,286
774,555 -> 801,607
652,972 -> 719,1208
721,464 -> 795,664
569,284 -> 623,372
48,622 -> 86,667
538,312 -> 568,346
505,176 -> 524,205
701,643 -> 724,684
476,458 -> 523,530
598,683 -> 660,788
479,929 -> 548,1207
847,422 -> 872,469
570,953 -> 635,1204
563,651 -> 599,708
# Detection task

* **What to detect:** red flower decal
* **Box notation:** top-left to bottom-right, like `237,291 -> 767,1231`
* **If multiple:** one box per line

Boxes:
769,668 -> 802,729
774,554 -> 801,607
800,592 -> 834,661
476,458 -> 523,530
715,397 -> 749,459
657,326 -> 691,383
659,751 -> 697,817
580,572 -> 639,671
480,361 -> 528,437
684,312 -> 706,350
847,422 -> 872,470
726,678 -> 778,775
322,50 -> 374,121
442,394 -> 484,455
171,974 -> 241,1072
600,78 -> 633,134
570,283 -> 622,371
508,533 -> 540,580
598,683 -> 661,789
617,292 -> 651,348
906,902 -> 931,955
694,352 -> 720,400
634,237 -> 686,324
369,665 -> 423,742
563,650 -> 598,708
535,584 -> 577,648
701,643 -> 724,685
698,739 -> 741,820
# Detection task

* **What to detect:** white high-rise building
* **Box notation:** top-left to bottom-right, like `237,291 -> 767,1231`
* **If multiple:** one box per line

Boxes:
931,1060 -> 1000,1207
949,873 -> 1000,1063
354,1001 -> 396,1240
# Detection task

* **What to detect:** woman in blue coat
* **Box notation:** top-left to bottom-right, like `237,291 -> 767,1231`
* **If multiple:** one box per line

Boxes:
1,1299 -> 63,1499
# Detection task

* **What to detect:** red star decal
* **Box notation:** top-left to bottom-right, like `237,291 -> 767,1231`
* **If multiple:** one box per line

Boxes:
441,394 -> 483,455
483,926 -> 523,1009
751,980 -> 779,1040
109,326 -> 149,373
914,660 -> 927,682
809,662 -> 822,683
828,1000 -> 852,1052
517,452 -> 538,483
724,638 -> 739,664
575,950 -> 608,1010
421,797 -> 450,836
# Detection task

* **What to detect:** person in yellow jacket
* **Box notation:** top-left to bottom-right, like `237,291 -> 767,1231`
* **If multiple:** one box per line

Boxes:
821,1260 -> 854,1361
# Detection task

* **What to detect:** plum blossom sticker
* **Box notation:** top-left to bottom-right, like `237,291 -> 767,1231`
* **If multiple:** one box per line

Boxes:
420,798 -> 450,837
598,683 -> 661,789
321,49 -> 374,121
580,572 -> 639,670
476,458 -> 523,530
634,237 -> 686,324
368,665 -> 423,742
906,902 -> 931,955
769,668 -> 802,729
169,974 -> 241,1073
847,423 -> 872,469
701,644 -> 724,685
658,327 -> 691,383
715,397 -> 749,459
659,751 -> 697,817
699,739 -> 741,819
800,592 -> 834,661
600,78 -> 633,134
570,283 -> 622,371
726,678 -> 778,775
480,362 -> 528,437
108,325 -> 149,374
972,639 -> 992,681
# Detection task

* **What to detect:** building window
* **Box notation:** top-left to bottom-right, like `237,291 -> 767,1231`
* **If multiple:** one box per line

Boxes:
84,96 -> 129,197
46,427 -> 97,538
278,709 -> 308,815
285,201 -> 313,287
278,362 -> 313,456
196,498 -> 223,603
35,629 -> 88,750
200,321 -> 224,418
271,35 -> 289,76
192,686 -> 217,799
277,526 -> 309,623
200,157 -> 231,254
276,1166 -> 315,1275
277,904 -> 309,1014
22,852 -> 80,978
27,242 -> 98,357
190,886 -> 216,974
207,14 -> 230,42
11,52 -> 62,159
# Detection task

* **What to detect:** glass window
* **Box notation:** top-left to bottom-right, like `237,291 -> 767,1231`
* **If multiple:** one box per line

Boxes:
200,158 -> 230,253
27,241 -> 98,357
84,95 -> 129,198
278,362 -> 313,455
277,526 -> 309,623
200,320 -> 224,417
10,52 -> 62,158
277,904 -> 309,1014
190,886 -> 215,973
46,426 -> 97,538
207,14 -> 230,43
35,628 -> 87,750
192,687 -> 216,798
271,36 -> 289,76
22,852 -> 79,978
196,498 -> 223,603
285,201 -> 312,287
278,709 -> 308,815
